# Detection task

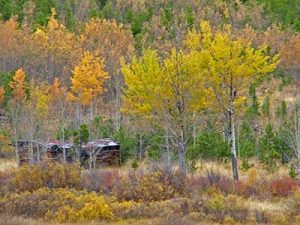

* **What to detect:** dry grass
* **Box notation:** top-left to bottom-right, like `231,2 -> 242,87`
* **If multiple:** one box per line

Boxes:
0,159 -> 17,172
194,159 -> 289,182
0,215 -> 164,225
246,198 -> 286,213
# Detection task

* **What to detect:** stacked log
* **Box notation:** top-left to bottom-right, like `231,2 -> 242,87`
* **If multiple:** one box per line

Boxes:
14,140 -> 46,166
82,139 -> 121,168
96,149 -> 120,166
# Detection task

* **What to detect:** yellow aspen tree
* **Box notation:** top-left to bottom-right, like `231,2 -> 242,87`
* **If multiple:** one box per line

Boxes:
122,49 -> 209,173
69,51 -> 109,122
30,8 -> 80,82
19,82 -> 50,160
35,93 -> 50,120
185,21 -> 279,180
81,18 -> 134,130
10,68 -> 27,102
8,68 -> 28,159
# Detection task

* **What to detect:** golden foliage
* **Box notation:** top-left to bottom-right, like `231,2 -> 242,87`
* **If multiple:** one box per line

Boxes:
82,18 -> 134,66
70,51 -> 109,106
0,187 -> 113,222
122,48 -> 210,118
46,189 -> 113,222
184,21 -> 280,114
112,171 -> 181,202
10,68 -> 27,102
12,162 -> 81,192
29,8 -> 80,82
28,81 -> 50,119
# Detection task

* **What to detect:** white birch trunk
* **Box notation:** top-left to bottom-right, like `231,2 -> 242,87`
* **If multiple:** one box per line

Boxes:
178,123 -> 186,174
230,97 -> 239,181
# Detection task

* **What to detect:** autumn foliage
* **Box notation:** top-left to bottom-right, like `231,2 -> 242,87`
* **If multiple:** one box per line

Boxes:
69,51 -> 109,106
10,68 -> 27,102
0,1 -> 299,224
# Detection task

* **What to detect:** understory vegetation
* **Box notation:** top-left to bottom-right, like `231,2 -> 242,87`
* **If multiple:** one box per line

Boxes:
1,162 -> 300,224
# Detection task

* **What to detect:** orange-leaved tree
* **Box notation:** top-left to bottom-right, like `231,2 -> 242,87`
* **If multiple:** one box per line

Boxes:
81,18 -> 134,130
69,51 -> 109,123
10,68 -> 27,102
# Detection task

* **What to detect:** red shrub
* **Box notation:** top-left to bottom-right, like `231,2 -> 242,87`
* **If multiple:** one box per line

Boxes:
81,169 -> 121,194
215,177 -> 235,194
111,169 -> 189,202
269,177 -> 299,197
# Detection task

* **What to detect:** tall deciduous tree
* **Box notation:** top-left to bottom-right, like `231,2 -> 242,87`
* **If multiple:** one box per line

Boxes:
185,21 -> 279,180
0,18 -> 28,73
69,51 -> 109,124
122,49 -> 209,173
9,68 -> 29,163
10,68 -> 27,102
292,103 -> 300,175
28,8 -> 80,83
81,18 -> 134,130
49,77 -> 69,161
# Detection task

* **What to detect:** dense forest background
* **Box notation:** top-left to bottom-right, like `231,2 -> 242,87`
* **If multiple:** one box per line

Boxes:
0,0 -> 299,174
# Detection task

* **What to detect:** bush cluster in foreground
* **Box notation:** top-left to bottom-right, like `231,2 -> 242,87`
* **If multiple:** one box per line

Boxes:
1,162 -> 300,224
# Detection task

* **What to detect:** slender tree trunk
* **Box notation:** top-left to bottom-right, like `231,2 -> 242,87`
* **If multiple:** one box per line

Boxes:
76,103 -> 81,128
178,144 -> 186,174
89,152 -> 93,172
237,123 -> 240,158
294,103 -> 300,176
193,112 -> 196,149
29,116 -> 34,164
178,124 -> 186,174
12,104 -> 19,165
90,101 -> 93,121
115,77 -> 121,131
229,100 -> 239,181
139,132 -> 143,160
165,127 -> 170,167
297,147 -> 300,177
62,126 -> 66,163
60,101 -> 66,163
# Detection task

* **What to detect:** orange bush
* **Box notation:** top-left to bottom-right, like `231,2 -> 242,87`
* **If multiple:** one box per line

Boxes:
112,171 -> 183,202
12,162 -> 81,192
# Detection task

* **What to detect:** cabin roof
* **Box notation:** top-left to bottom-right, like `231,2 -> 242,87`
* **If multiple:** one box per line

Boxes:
82,139 -> 119,148
13,138 -> 120,149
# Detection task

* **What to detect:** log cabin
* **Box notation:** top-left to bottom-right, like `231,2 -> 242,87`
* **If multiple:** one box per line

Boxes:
13,139 -> 120,167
